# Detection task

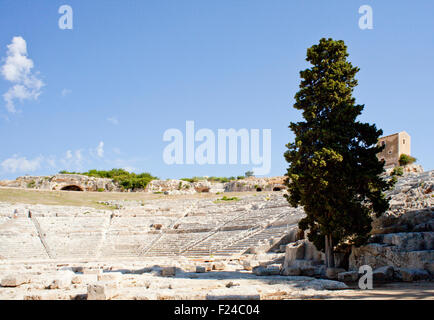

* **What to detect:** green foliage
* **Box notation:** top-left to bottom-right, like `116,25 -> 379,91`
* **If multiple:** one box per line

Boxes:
214,196 -> 240,203
399,154 -> 417,166
391,167 -> 404,176
245,171 -> 254,177
97,188 -> 105,192
59,169 -> 158,191
284,38 -> 393,263
27,180 -> 36,188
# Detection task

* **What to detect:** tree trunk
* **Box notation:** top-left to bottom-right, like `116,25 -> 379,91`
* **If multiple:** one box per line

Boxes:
325,234 -> 335,268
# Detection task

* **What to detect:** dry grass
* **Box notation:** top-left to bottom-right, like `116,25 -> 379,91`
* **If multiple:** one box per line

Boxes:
0,187 -> 259,209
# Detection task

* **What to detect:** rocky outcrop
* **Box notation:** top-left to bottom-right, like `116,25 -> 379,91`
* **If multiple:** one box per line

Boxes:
385,164 -> 424,175
281,239 -> 325,277
0,174 -> 119,192
144,179 -> 195,195
0,175 -> 288,194
224,177 -> 287,192
348,171 -> 433,280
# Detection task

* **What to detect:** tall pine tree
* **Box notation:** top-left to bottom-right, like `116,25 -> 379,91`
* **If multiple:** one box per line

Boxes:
284,38 -> 393,268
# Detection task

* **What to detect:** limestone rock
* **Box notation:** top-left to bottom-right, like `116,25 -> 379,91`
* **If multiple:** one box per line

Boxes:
283,239 -> 324,272
145,180 -> 195,195
224,176 -> 286,192
212,262 -> 226,271
265,264 -> 281,275
398,268 -> 430,282
242,260 -> 256,271
71,276 -> 82,284
1,274 -> 31,287
281,267 -> 301,276
87,282 -> 117,300
372,266 -> 394,282
206,289 -> 260,300
309,279 -> 349,290
326,268 -> 346,280
195,266 -> 206,273
0,174 -> 120,192
300,266 -> 316,277
97,272 -> 123,281
349,243 -> 434,271
161,267 -> 176,277
337,271 -> 359,282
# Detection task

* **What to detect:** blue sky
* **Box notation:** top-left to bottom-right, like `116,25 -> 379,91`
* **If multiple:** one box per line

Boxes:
0,0 -> 433,180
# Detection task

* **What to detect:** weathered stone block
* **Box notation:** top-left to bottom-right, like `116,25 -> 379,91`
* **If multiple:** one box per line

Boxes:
206,289 -> 260,300
373,266 -> 394,282
265,264 -> 281,275
87,283 -> 116,300
212,262 -> 226,271
285,241 -> 305,262
326,268 -> 346,280
281,267 -> 301,276
82,268 -> 103,275
161,267 -> 176,277
1,275 -> 31,287
71,276 -> 82,284
97,272 -> 123,281
301,266 -> 316,277
337,271 -> 359,282
195,266 -> 206,273
398,268 -> 430,282
242,260 -> 256,271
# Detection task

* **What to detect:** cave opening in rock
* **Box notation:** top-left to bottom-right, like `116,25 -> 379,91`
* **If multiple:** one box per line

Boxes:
256,187 -> 262,192
60,185 -> 84,191
273,187 -> 282,191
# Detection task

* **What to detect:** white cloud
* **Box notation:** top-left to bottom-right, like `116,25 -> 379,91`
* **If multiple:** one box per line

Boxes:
0,142 -> 129,175
1,36 -> 44,112
61,88 -> 72,97
1,155 -> 43,173
60,149 -> 84,170
74,150 -> 82,162
107,117 -> 119,125
96,141 -> 104,157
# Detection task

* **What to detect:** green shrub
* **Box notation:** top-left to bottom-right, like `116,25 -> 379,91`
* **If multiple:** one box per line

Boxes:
59,169 -> 158,191
97,188 -> 105,192
219,196 -> 239,201
27,180 -> 36,188
399,154 -> 417,166
245,170 -> 254,177
391,167 -> 404,176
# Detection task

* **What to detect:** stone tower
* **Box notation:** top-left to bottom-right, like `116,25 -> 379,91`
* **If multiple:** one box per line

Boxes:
377,131 -> 411,168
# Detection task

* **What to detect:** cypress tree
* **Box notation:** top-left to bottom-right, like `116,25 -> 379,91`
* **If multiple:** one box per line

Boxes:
284,38 -> 393,267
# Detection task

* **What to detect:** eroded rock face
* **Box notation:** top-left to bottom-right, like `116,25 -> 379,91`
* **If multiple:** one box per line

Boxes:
349,171 -> 434,278
145,179 -> 195,194
384,164 -> 424,175
224,177 -> 287,192
282,239 -> 325,276
0,174 -> 119,192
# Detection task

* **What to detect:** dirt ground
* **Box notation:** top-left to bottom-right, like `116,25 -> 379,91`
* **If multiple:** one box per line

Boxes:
0,187 -> 254,209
